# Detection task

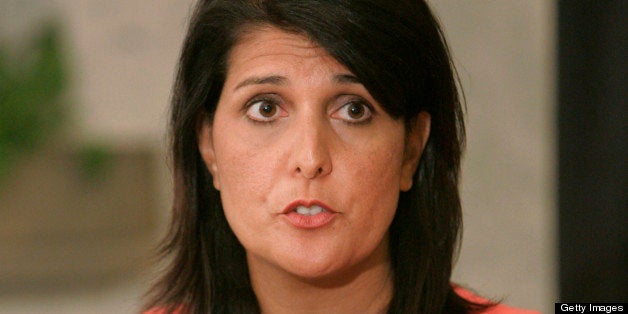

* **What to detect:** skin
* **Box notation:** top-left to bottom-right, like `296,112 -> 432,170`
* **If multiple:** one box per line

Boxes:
198,26 -> 430,313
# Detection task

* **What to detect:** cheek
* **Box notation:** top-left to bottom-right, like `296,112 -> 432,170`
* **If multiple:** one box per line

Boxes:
212,146 -> 279,254
215,147 -> 273,208
210,128 -> 276,225
221,155 -> 271,196
212,116 -> 277,197
348,139 -> 405,194
341,138 -> 406,225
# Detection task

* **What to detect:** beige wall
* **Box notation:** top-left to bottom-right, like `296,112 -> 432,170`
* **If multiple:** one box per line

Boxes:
0,1 -> 556,313
430,1 -> 557,313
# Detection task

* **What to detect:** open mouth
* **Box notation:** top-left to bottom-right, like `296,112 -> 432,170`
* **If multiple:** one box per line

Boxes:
282,200 -> 336,229
293,205 -> 326,216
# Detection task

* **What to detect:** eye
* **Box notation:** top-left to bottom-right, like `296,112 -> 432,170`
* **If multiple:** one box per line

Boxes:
333,100 -> 373,124
245,97 -> 285,122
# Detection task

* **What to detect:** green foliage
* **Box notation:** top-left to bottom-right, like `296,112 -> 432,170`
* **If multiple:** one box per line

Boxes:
0,21 -> 67,180
77,144 -> 114,182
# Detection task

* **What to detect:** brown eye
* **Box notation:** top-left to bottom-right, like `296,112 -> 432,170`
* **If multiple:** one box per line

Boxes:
347,103 -> 365,119
245,97 -> 285,123
333,100 -> 372,124
259,103 -> 277,117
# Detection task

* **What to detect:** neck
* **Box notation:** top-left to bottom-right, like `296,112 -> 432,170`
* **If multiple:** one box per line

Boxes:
247,241 -> 393,314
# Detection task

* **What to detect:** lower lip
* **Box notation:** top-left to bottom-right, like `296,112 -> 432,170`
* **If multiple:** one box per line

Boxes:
284,211 -> 336,229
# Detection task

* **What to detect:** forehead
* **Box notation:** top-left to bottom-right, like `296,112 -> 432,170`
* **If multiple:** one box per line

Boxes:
225,26 -> 349,78
234,26 -> 319,56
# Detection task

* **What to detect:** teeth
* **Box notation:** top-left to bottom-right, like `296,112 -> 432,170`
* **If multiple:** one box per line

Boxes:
294,205 -> 325,216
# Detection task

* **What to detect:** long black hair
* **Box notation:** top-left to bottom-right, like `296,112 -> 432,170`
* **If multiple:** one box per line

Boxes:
145,1 -> 492,313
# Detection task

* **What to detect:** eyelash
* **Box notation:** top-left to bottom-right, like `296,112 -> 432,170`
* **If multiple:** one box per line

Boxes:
242,95 -> 376,125
244,95 -> 283,124
337,99 -> 374,125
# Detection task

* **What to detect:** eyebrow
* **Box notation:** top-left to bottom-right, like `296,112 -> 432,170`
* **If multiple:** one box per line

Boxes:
234,75 -> 287,90
233,73 -> 362,91
334,74 -> 361,84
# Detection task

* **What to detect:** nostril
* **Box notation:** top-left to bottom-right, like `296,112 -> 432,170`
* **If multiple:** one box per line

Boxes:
294,166 -> 325,178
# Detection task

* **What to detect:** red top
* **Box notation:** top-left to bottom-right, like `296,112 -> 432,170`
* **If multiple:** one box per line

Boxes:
454,286 -> 541,314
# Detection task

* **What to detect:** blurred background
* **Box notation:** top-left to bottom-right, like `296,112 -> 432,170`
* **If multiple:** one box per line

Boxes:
0,1 -> 624,313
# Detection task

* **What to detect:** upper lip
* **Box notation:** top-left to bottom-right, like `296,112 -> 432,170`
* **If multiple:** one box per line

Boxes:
281,199 -> 336,214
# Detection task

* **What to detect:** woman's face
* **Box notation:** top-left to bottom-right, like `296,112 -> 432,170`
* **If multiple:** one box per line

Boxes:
199,26 -> 429,280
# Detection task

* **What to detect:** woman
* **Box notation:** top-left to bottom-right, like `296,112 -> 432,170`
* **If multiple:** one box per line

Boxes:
145,0 -> 539,313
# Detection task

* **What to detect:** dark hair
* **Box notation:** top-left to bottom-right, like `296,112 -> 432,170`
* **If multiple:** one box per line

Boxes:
145,0 -> 492,313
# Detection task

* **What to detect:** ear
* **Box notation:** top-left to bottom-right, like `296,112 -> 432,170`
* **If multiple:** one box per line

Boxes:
399,111 -> 431,192
197,117 -> 221,190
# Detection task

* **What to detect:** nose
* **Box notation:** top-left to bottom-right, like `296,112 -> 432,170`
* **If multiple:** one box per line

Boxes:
290,118 -> 332,179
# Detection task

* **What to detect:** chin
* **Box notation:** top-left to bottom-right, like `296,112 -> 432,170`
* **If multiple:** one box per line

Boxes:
275,249 -> 348,281
283,261 -> 345,283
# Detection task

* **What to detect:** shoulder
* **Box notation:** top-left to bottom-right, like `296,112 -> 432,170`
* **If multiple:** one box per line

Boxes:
454,286 -> 541,314
143,309 -> 167,314
143,307 -> 183,314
